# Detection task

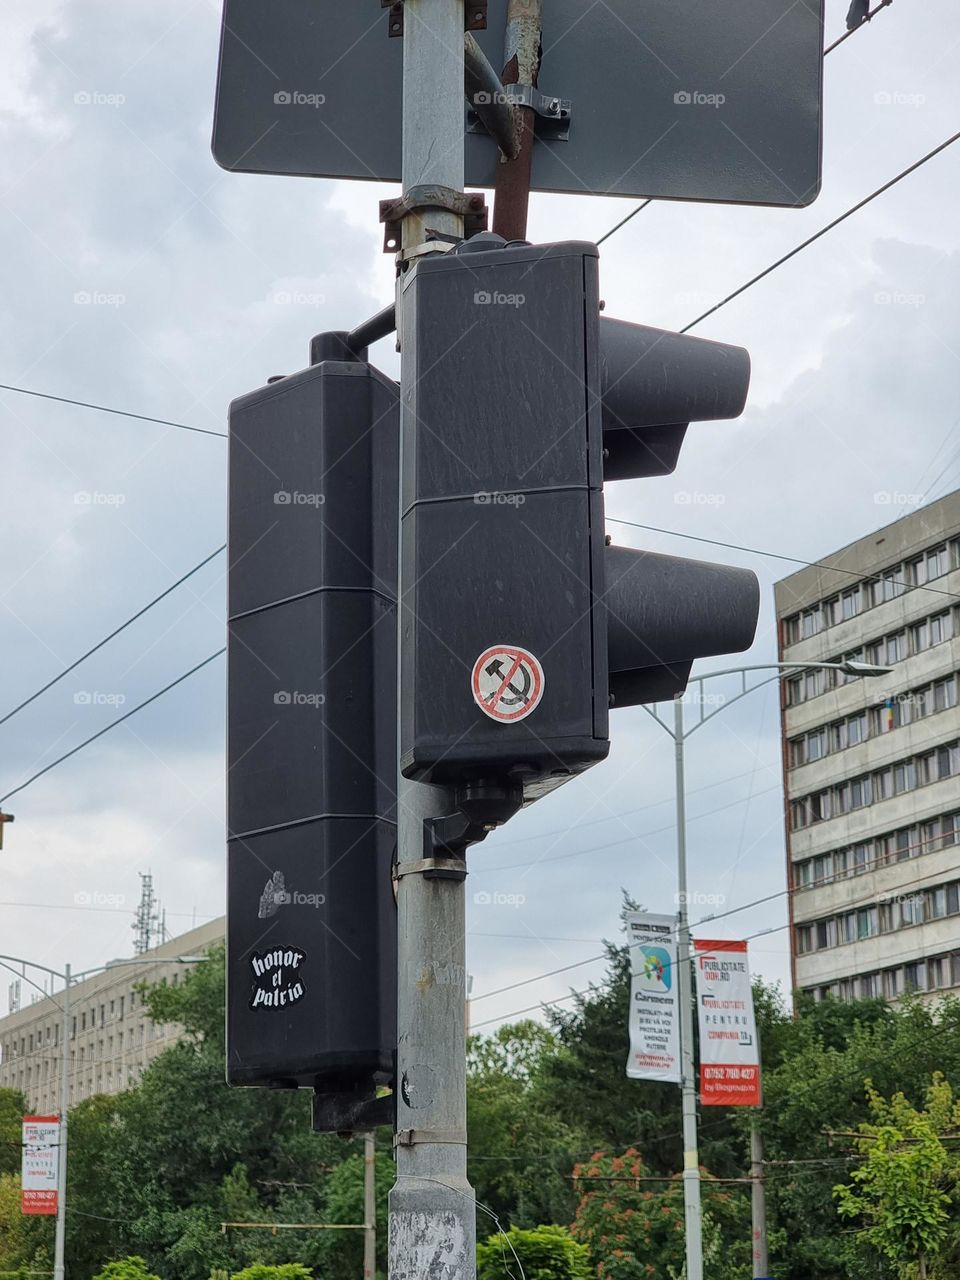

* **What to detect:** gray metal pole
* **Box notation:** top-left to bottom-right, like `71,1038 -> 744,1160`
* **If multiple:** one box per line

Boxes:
53,963 -> 70,1280
674,698 -> 703,1280
390,4 -> 474,1280
363,1132 -> 376,1280
750,1114 -> 768,1277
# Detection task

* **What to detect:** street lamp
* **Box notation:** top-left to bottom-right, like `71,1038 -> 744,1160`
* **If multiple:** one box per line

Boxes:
0,952 -> 206,1280
641,658 -> 891,1280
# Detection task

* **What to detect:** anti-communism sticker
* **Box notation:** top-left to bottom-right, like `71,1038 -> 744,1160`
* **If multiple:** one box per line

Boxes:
471,645 -> 545,723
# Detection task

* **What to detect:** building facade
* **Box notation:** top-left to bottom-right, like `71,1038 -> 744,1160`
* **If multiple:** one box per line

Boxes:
776,492 -> 960,1002
0,918 -> 223,1111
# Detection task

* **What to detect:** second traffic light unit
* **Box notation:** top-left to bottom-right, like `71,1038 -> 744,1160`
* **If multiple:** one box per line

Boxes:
400,238 -> 759,807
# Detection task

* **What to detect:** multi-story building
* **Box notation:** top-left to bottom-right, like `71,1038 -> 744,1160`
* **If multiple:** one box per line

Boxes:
0,917 -> 223,1111
776,491 -> 960,1002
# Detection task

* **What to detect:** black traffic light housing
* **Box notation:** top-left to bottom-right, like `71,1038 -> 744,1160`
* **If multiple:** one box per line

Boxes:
399,238 -> 758,807
226,347 -> 398,1128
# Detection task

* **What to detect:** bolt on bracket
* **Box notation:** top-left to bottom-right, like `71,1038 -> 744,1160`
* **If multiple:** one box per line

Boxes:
379,184 -> 488,254
384,0 -> 487,37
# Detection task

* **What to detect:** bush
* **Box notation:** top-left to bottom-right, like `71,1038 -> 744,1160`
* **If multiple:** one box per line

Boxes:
92,1258 -> 162,1280
477,1224 -> 591,1280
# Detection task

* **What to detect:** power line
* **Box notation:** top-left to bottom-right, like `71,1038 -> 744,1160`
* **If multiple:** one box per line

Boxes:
479,783 -> 781,873
680,129 -> 960,333
0,382 -> 227,439
0,648 -> 225,805
823,0 -> 894,55
596,5 -> 897,247
470,856 -> 960,1021
605,516 -> 960,604
0,546 -> 225,728
596,200 -> 652,246
489,763 -> 770,850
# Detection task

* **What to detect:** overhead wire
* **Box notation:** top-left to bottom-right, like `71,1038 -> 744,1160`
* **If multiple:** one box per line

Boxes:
0,648 -> 225,805
595,0 -> 899,246
0,545 -> 225,728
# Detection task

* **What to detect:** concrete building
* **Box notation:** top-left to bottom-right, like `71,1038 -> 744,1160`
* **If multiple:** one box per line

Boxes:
776,491 -> 960,1002
0,917 -> 223,1111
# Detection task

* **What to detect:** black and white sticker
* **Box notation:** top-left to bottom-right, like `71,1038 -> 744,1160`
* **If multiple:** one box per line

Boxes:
249,946 -> 306,1010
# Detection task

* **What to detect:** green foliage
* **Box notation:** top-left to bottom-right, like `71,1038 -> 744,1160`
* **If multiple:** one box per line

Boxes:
141,943 -> 226,1051
91,1256 -> 162,1280
311,1145 -> 393,1280
229,1265 -> 313,1280
477,1224 -> 590,1280
570,1148 -> 750,1280
834,1074 -> 960,1278
0,1088 -> 28,1177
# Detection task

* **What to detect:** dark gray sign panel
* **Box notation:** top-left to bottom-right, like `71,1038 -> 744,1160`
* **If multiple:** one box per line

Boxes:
213,0 -> 823,206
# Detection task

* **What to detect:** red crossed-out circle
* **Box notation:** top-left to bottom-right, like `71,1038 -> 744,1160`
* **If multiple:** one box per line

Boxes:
471,645 -> 545,723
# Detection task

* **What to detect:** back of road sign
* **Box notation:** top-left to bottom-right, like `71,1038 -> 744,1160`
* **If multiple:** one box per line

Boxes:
213,0 -> 823,206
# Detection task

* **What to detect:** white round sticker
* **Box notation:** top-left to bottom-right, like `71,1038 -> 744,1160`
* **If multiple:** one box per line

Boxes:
471,645 -> 545,723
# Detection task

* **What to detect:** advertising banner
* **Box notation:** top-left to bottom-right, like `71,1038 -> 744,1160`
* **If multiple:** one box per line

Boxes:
626,912 -> 681,1084
21,1115 -> 59,1215
694,940 -> 761,1106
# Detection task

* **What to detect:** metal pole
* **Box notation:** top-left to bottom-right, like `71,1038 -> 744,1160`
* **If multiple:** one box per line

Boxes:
750,1113 -> 768,1277
390,3 -> 474,1279
492,0 -> 543,240
674,697 -> 703,1280
53,963 -> 70,1280
363,1132 -> 376,1280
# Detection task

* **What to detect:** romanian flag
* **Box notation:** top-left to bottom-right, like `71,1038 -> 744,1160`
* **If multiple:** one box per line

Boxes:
884,698 -> 895,731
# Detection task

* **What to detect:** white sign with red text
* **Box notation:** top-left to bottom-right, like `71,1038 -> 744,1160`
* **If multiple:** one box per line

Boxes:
21,1115 -> 59,1215
694,940 -> 761,1107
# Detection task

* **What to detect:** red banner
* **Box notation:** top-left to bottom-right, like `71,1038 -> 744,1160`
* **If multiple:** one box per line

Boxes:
22,1116 -> 59,1215
694,940 -> 761,1107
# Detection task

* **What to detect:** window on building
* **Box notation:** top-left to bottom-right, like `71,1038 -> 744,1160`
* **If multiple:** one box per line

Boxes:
831,721 -> 848,753
860,972 -> 879,998
853,843 -> 871,874
929,957 -> 946,989
847,713 -> 867,747
927,544 -> 949,579
886,631 -> 907,664
882,968 -> 900,999
794,861 -> 813,889
801,606 -> 822,638
883,569 -> 905,601
911,618 -> 930,653
807,728 -> 826,761
784,615 -> 801,645
907,556 -> 926,587
841,587 -> 861,619
790,738 -> 805,768
903,961 -> 927,993
834,850 -> 849,879
857,907 -> 878,939
931,612 -> 954,645
866,638 -> 884,665
928,887 -> 947,919
787,676 -> 803,706
839,912 -> 856,944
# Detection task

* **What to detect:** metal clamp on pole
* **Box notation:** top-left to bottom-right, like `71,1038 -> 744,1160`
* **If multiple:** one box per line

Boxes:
394,1129 -> 468,1147
379,185 -> 488,254
394,856 -> 468,882
384,0 -> 487,37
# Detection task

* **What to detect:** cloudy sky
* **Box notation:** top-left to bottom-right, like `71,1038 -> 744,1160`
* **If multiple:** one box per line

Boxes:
1,0 -> 958,1032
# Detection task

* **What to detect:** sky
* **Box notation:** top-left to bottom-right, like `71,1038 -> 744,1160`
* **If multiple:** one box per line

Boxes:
1,0 -> 959,1033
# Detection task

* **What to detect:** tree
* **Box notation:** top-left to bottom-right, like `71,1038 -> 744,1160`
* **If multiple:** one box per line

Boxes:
477,1224 -> 591,1280
834,1074 -> 960,1279
569,1147 -> 750,1280
312,1144 -> 393,1280
468,1021 -> 586,1228
0,1088 -> 28,1177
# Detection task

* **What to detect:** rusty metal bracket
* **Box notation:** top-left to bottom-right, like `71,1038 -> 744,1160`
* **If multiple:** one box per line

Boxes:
384,0 -> 487,37
379,184 -> 488,253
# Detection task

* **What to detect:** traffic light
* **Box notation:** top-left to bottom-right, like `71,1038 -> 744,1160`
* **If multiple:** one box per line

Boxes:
399,237 -> 758,809
226,342 -> 398,1127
